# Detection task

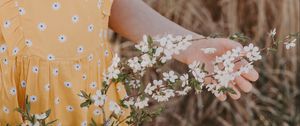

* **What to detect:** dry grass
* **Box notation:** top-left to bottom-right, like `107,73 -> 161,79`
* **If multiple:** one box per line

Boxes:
110,0 -> 300,125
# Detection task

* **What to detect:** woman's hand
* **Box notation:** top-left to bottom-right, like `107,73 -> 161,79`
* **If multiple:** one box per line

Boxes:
174,37 -> 259,101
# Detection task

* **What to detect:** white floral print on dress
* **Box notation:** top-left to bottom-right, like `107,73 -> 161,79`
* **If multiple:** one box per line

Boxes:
58,35 -> 67,43
38,22 -> 47,31
90,81 -> 97,89
88,54 -> 93,61
93,109 -> 101,116
88,24 -> 94,32
2,106 -> 9,114
12,47 -> 19,55
3,58 -> 8,65
18,7 -> 26,15
82,74 -> 87,80
0,44 -> 7,53
52,2 -> 61,10
53,68 -> 59,76
21,80 -> 26,88
3,20 -> 11,29
47,54 -> 55,61
30,95 -> 38,102
55,97 -> 60,105
64,82 -> 72,88
66,105 -> 74,112
77,46 -> 84,53
9,87 -> 17,96
32,66 -> 39,73
44,83 -> 50,91
72,15 -> 79,23
74,64 -> 81,71
25,39 -> 33,47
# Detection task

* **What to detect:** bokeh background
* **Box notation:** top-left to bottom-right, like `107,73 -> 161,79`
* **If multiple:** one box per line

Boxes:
109,0 -> 300,125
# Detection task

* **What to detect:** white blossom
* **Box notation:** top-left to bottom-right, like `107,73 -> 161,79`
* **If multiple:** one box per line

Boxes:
123,97 -> 134,107
243,44 -> 262,61
180,74 -> 189,87
103,54 -> 121,84
176,86 -> 192,96
189,61 -> 206,83
134,97 -> 149,109
201,48 -> 216,54
35,113 -> 47,120
284,39 -> 296,50
129,80 -> 141,89
135,35 -> 149,53
163,71 -> 178,83
128,57 -> 142,73
109,101 -> 122,115
269,28 -> 276,37
91,90 -> 106,107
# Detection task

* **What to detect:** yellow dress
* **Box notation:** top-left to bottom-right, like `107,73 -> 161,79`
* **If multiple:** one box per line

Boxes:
0,0 -> 128,125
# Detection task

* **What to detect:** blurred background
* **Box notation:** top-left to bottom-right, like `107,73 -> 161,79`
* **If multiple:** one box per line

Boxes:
109,0 -> 300,125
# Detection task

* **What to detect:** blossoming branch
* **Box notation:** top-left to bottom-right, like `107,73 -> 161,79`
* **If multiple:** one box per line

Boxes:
77,29 -> 299,126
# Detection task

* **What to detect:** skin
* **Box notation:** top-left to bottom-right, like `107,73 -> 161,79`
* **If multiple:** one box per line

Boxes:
109,0 -> 259,101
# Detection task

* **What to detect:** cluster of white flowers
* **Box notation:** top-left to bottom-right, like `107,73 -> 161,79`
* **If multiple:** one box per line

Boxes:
124,97 -> 149,109
109,101 -> 122,115
103,55 -> 121,84
205,44 -> 262,95
201,48 -> 216,54
35,113 -> 47,120
127,54 -> 156,76
269,28 -> 276,37
188,61 -> 206,84
162,71 -> 178,83
91,90 -> 107,107
129,35 -> 193,76
144,80 -> 175,102
176,74 -> 192,96
154,34 -> 192,63
128,80 -> 141,89
243,44 -> 262,61
284,38 -> 296,50
134,97 -> 149,109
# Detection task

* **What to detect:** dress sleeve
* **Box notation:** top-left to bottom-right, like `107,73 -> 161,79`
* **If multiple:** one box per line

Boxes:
102,0 -> 114,16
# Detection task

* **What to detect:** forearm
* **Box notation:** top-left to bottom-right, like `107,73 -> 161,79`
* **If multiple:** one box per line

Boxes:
109,0 -> 202,42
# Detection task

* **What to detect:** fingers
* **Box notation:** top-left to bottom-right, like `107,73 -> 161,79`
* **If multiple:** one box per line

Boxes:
234,59 -> 259,82
217,94 -> 227,101
228,83 -> 241,100
241,69 -> 259,82
235,76 -> 253,92
216,83 -> 241,101
216,77 -> 253,101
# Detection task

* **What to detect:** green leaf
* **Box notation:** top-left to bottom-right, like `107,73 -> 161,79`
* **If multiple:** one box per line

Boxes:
218,87 -> 236,94
229,32 -> 250,43
46,119 -> 58,126
268,48 -> 277,52
15,108 -> 25,115
80,100 -> 92,108
45,109 -> 51,118
89,118 -> 97,126
147,35 -> 154,45
80,90 -> 89,98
